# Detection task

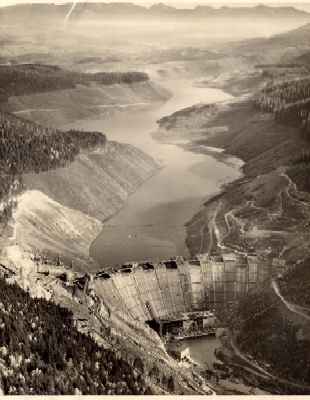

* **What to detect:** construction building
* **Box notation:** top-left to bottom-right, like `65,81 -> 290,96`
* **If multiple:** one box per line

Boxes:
149,310 -> 216,340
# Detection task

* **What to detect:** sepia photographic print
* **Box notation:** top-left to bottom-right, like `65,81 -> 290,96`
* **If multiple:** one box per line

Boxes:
1,0 -> 310,395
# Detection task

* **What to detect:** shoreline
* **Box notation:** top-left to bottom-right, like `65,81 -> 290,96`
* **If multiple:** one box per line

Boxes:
151,90 -> 246,257
87,161 -> 165,269
154,74 -> 310,258
0,76 -> 255,275
85,79 -> 239,268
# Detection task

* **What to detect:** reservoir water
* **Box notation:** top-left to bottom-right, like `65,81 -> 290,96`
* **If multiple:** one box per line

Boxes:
61,80 -> 272,394
63,80 -> 242,267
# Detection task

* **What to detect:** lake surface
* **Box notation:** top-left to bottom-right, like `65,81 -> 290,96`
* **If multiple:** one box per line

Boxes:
63,80 -> 242,267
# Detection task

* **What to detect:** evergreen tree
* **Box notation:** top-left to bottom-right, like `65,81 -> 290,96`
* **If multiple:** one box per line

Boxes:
167,375 -> 175,392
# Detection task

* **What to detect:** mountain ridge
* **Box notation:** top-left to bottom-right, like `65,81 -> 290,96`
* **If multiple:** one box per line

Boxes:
1,2 -> 309,20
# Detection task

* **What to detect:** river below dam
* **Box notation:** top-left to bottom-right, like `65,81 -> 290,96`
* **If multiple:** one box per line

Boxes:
62,79 -> 242,266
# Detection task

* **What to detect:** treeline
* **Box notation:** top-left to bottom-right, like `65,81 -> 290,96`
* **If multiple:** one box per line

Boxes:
0,277 -> 153,395
0,111 -> 106,174
258,65 -> 309,79
0,110 -> 106,228
91,71 -> 149,85
0,64 -> 78,102
276,101 -> 310,141
0,64 -> 150,103
230,284 -> 310,385
253,75 -> 310,141
254,64 -> 309,79
254,78 -> 310,112
261,68 -> 310,79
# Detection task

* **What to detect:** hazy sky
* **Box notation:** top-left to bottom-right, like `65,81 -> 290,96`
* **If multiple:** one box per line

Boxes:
2,0 -> 310,13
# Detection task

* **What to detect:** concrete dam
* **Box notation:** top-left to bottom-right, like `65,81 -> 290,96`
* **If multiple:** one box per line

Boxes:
92,252 -> 286,322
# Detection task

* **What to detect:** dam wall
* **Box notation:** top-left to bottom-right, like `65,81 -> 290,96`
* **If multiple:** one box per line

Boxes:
94,253 -> 286,321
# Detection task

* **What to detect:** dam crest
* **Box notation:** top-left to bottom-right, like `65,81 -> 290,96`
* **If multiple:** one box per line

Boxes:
91,252 -> 287,323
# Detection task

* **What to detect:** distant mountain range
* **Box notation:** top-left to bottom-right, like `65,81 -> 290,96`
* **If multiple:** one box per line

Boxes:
1,2 -> 309,20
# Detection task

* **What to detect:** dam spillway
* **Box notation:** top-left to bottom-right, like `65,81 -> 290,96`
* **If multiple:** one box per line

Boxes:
93,252 -> 286,321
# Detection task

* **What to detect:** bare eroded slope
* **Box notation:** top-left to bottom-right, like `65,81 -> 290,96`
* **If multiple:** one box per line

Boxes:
23,141 -> 160,221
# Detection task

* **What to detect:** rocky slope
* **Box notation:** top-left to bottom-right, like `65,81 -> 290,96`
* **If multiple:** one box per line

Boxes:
2,190 -> 102,272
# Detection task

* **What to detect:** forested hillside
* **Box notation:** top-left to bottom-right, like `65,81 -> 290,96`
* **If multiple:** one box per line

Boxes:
253,69 -> 310,141
278,259 -> 310,307
229,279 -> 310,386
0,110 -> 106,228
0,64 -> 149,103
0,277 -> 153,395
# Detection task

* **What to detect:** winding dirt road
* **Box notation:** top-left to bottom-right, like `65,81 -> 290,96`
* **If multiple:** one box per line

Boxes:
198,201 -> 222,254
272,279 -> 310,322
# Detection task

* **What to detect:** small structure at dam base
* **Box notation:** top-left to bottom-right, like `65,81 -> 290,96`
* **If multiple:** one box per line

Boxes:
148,310 -> 216,342
166,343 -> 190,361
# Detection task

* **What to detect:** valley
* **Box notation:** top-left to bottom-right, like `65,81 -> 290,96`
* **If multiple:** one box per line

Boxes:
1,2 -> 310,395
